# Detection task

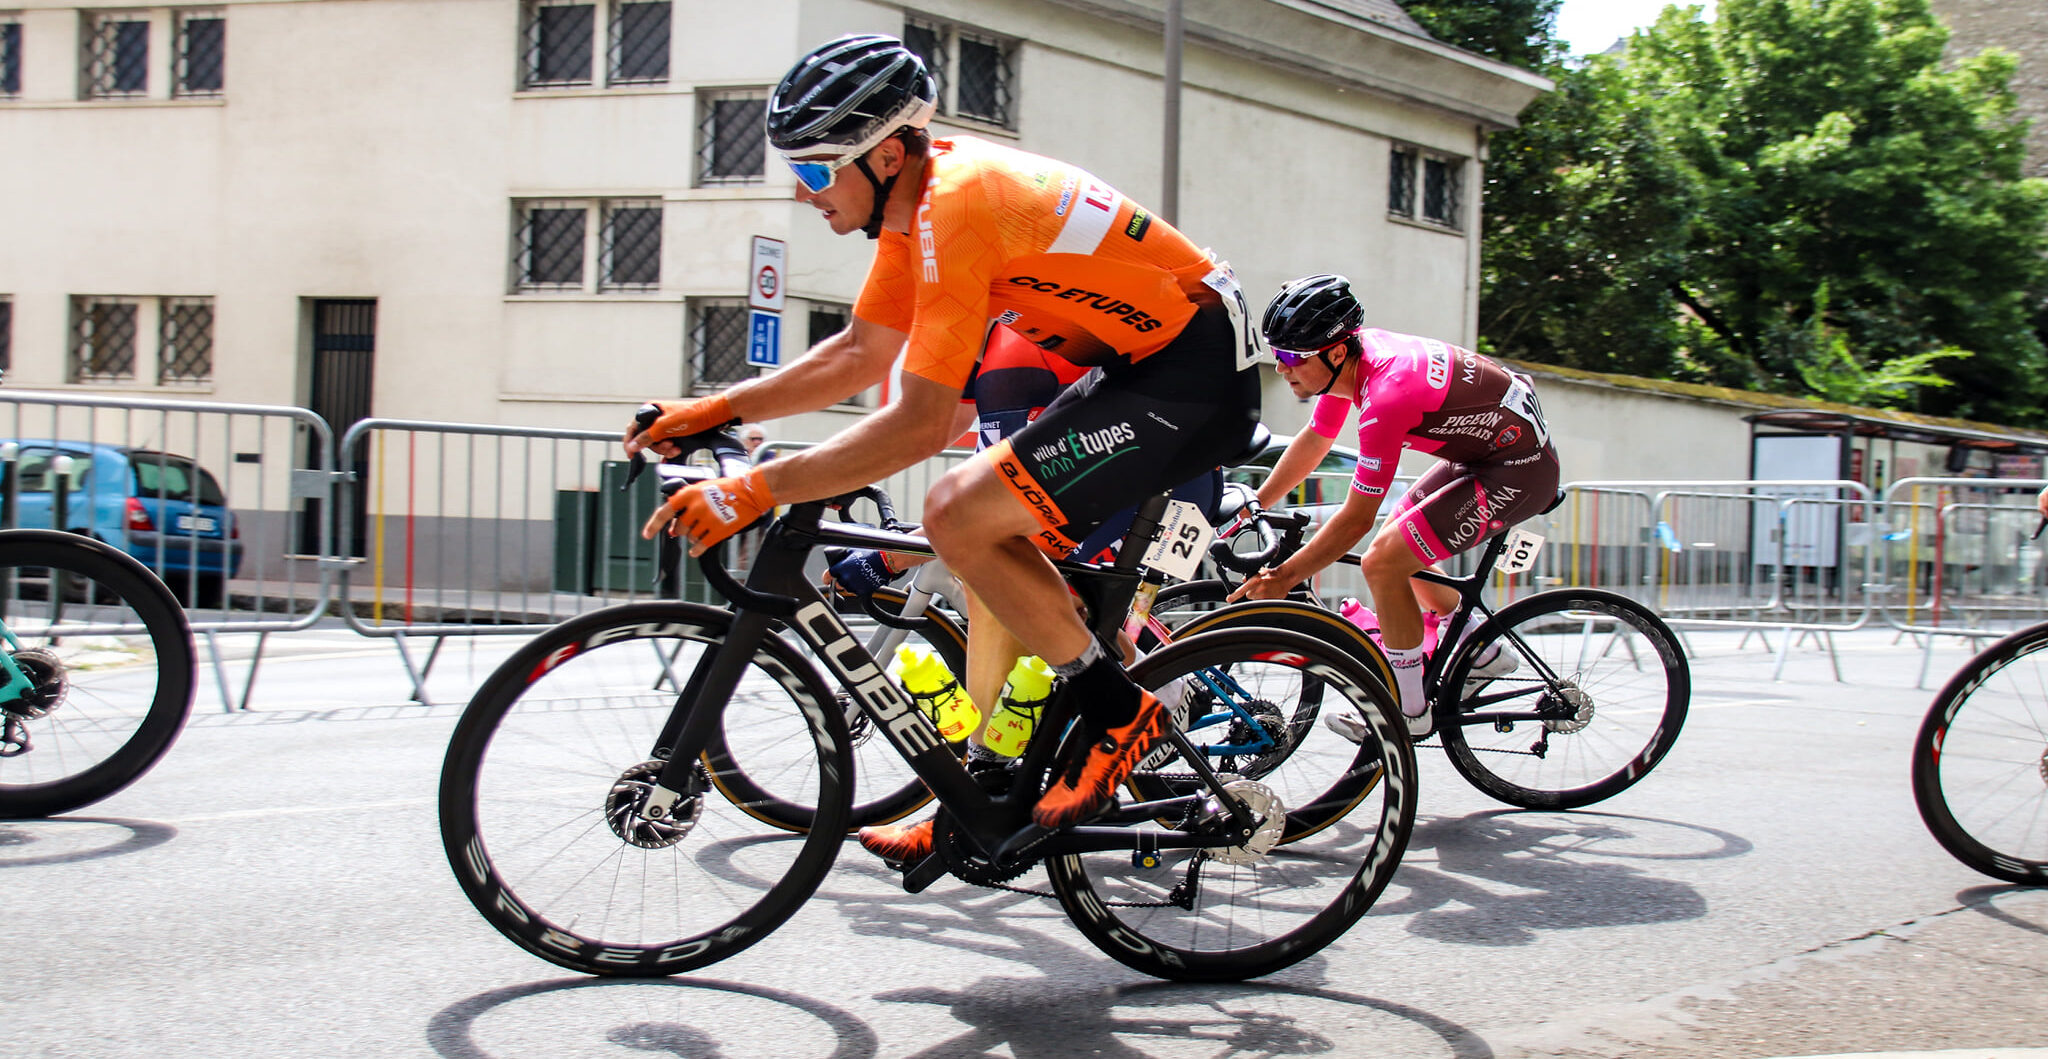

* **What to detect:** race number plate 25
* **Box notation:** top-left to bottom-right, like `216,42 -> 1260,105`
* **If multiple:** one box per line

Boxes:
1141,500 -> 1215,582
1498,528 -> 1545,574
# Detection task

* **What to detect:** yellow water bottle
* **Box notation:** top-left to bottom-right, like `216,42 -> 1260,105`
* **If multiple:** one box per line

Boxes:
892,644 -> 980,743
984,655 -> 1055,757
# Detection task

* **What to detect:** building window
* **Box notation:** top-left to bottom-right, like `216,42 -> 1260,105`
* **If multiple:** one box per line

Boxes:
601,200 -> 662,290
513,200 -> 587,291
0,297 -> 11,378
807,303 -> 848,349
512,198 -> 663,292
83,11 -> 150,99
2,16 -> 21,99
69,297 -> 139,383
904,16 -> 1015,129
176,10 -> 225,98
1389,144 -> 1463,230
608,1 -> 668,85
697,89 -> 766,186
521,0 -> 593,89
689,299 -> 751,389
158,298 -> 213,384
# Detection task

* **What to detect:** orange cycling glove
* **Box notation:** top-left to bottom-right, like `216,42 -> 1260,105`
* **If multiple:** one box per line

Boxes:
643,468 -> 776,555
623,394 -> 736,455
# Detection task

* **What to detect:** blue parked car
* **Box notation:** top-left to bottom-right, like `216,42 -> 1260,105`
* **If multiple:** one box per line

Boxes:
1,440 -> 243,605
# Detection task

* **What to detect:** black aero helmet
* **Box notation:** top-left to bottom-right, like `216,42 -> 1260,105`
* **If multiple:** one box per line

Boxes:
767,35 -> 937,159
1261,273 -> 1365,353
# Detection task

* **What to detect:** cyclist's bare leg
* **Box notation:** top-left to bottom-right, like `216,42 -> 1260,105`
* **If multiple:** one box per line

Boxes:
963,587 -> 1028,738
923,462 -> 1093,671
1363,531 -> 1430,652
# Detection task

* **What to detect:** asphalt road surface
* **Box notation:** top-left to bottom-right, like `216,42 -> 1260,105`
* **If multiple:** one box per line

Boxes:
4,623 -> 2045,1059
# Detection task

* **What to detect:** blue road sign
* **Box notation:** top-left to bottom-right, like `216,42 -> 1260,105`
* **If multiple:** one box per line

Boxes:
747,310 -> 781,367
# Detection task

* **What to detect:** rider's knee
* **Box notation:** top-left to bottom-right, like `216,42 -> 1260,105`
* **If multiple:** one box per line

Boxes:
922,470 -> 977,545
1360,532 -> 1416,580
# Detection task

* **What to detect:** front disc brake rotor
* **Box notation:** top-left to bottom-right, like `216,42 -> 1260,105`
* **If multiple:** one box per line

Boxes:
605,760 -> 704,849
1543,685 -> 1595,734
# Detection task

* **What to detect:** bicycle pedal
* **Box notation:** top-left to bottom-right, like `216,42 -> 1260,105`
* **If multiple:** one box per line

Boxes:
899,851 -> 948,894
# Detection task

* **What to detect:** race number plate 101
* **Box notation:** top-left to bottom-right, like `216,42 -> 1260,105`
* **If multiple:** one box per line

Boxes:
1499,528 -> 1545,574
1141,499 -> 1216,582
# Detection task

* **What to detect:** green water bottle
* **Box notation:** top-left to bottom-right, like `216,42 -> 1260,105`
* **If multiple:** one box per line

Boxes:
984,655 -> 1055,757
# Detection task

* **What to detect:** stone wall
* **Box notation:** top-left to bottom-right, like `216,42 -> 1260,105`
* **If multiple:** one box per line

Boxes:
1931,0 -> 2048,178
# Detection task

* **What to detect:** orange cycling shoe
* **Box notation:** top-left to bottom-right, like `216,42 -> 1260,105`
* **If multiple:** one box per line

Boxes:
1032,691 -> 1166,830
857,817 -> 934,864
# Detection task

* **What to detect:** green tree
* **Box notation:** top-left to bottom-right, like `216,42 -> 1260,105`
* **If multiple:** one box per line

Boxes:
1478,0 -> 2048,424
1403,0 -> 1563,70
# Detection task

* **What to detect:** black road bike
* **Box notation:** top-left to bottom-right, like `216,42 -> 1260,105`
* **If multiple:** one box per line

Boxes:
1154,497 -> 1691,811
0,529 -> 196,818
438,430 -> 1419,982
1912,519 -> 2048,884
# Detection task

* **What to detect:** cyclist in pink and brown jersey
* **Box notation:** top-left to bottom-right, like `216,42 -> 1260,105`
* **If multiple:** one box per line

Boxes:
1232,274 -> 1560,738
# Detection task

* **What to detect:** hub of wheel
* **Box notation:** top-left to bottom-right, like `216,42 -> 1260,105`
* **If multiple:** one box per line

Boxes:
1542,685 -> 1594,734
605,760 -> 703,849
1,648 -> 67,720
1200,776 -> 1286,866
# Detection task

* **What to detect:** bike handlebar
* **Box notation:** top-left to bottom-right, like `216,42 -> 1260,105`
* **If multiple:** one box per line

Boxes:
1211,503 -> 1311,575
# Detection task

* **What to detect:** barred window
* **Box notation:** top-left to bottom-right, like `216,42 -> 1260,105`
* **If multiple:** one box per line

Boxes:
904,16 -> 1015,129
84,12 -> 150,99
513,200 -> 587,291
0,297 -> 11,378
1422,156 -> 1462,228
158,298 -> 214,384
1388,146 -> 1416,218
521,0 -> 593,88
608,1 -> 668,85
807,303 -> 849,348
690,299 -> 751,389
1388,144 -> 1463,231
69,297 -> 139,383
601,200 -> 662,290
697,89 -> 766,186
2,16 -> 21,98
177,10 -> 225,98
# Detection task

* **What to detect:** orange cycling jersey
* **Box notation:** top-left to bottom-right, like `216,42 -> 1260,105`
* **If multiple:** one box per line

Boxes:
854,135 -> 1221,390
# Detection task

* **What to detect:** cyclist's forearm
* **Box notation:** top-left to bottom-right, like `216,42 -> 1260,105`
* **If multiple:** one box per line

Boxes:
1272,492 -> 1379,586
1258,431 -> 1334,508
757,386 -> 958,505
725,325 -> 899,422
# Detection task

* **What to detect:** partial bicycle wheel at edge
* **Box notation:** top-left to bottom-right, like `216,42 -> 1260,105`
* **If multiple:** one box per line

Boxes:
1439,589 -> 1688,810
1049,627 -> 1417,982
439,602 -> 852,977
0,530 -> 195,819
1912,623 -> 2048,885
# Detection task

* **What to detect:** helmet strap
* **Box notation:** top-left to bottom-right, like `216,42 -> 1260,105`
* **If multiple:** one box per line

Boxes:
854,153 -> 896,240
1311,346 -> 1346,397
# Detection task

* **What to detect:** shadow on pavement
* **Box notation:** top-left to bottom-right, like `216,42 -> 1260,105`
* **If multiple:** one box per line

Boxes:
0,816 -> 176,868
425,976 -> 879,1059
1381,808 -> 1748,945
878,976 -> 1495,1059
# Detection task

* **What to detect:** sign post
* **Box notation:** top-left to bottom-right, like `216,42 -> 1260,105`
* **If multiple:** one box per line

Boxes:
747,236 -> 786,367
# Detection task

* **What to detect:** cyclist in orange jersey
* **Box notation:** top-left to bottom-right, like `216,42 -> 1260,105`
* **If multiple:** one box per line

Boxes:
624,35 -> 1263,862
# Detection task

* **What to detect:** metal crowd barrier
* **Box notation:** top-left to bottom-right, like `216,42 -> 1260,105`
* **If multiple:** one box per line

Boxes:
1878,476 -> 2048,685
0,389 -> 337,709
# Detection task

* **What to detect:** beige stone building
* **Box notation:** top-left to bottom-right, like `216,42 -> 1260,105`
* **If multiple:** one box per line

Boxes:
0,0 -> 1548,447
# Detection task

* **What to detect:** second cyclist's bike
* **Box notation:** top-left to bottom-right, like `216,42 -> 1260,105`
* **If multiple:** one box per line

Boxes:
1913,619 -> 2048,885
0,528 -> 196,818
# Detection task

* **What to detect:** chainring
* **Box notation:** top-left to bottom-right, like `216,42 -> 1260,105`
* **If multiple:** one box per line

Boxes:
934,810 -> 1040,886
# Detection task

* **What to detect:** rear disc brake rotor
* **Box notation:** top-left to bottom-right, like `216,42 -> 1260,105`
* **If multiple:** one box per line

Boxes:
2,649 -> 67,720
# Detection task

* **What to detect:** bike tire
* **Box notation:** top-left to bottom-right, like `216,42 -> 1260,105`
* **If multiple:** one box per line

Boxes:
1047,626 -> 1417,982
1128,599 -> 1398,841
1438,589 -> 1688,810
705,586 -> 966,832
0,530 -> 195,819
1912,623 -> 2048,884
439,601 -> 852,977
